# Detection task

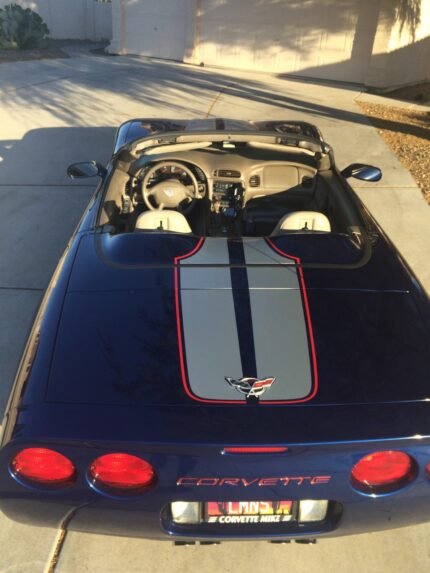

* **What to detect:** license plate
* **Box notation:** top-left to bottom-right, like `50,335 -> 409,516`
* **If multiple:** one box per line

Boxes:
205,501 -> 294,524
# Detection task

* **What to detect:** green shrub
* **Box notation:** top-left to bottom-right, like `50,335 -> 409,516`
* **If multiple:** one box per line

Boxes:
0,4 -> 50,50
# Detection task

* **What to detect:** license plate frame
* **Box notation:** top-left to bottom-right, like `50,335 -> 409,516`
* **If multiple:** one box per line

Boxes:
204,501 -> 296,524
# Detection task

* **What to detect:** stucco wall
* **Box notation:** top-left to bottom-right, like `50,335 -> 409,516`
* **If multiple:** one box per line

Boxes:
0,0 -> 113,41
366,0 -> 430,88
109,0 -> 430,88
368,35 -> 430,88
191,0 -> 381,84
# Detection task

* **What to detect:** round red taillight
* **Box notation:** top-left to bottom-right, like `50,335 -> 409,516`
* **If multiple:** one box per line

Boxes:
351,450 -> 416,494
11,448 -> 76,487
89,453 -> 155,494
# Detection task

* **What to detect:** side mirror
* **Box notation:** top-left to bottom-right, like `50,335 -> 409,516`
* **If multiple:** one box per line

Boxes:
341,163 -> 382,182
67,161 -> 107,180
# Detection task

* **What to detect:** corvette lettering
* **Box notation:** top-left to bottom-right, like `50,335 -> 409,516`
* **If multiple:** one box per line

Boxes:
177,476 -> 331,486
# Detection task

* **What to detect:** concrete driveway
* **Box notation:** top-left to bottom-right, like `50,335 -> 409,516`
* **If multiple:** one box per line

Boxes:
1,46 -> 430,573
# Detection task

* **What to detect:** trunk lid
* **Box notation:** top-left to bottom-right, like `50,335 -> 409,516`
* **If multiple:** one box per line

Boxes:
46,232 -> 430,407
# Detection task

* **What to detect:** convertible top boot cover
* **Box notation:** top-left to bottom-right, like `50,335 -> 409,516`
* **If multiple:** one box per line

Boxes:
41,233 -> 430,411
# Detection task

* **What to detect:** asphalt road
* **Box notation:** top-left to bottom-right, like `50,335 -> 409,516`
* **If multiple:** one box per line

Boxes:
1,45 -> 429,573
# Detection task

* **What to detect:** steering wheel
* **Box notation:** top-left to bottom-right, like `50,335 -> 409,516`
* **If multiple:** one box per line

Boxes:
141,161 -> 203,212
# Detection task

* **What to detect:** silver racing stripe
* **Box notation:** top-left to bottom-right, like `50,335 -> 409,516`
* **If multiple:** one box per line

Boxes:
243,240 -> 313,401
180,239 -> 243,401
178,238 -> 315,402
180,239 -> 232,290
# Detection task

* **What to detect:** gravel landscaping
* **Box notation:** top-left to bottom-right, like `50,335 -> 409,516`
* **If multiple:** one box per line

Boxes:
357,98 -> 430,204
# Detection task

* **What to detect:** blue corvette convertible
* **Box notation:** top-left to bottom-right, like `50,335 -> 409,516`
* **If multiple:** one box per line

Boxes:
1,118 -> 430,543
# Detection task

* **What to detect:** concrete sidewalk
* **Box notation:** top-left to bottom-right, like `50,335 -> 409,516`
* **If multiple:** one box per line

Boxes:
1,49 -> 429,573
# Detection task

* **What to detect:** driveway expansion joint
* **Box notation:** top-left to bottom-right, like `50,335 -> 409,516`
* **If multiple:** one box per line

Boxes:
0,75 -> 72,95
205,82 -> 234,117
43,529 -> 67,573
0,287 -> 45,292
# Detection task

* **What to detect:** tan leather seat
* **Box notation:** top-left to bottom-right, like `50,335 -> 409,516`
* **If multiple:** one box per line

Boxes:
271,211 -> 331,235
135,210 -> 192,234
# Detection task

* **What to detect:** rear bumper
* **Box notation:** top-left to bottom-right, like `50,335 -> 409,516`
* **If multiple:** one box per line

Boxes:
2,428 -> 430,540
2,493 -> 430,541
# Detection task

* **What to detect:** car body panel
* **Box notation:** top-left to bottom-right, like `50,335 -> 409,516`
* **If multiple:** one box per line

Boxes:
37,229 -> 430,409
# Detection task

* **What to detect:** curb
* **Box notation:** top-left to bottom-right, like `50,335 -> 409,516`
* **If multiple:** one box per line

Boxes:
354,91 -> 430,111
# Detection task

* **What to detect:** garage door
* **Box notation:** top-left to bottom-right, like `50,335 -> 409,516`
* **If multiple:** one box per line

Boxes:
195,0 -> 380,83
121,0 -> 190,61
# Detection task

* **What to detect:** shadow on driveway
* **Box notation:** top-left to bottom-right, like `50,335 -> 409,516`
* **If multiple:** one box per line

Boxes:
0,126 -> 115,416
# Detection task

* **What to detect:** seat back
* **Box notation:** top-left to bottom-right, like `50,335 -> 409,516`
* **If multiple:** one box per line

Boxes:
271,211 -> 331,235
135,210 -> 192,234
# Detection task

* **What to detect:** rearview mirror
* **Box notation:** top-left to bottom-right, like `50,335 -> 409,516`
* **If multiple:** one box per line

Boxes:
67,161 -> 107,180
341,163 -> 382,182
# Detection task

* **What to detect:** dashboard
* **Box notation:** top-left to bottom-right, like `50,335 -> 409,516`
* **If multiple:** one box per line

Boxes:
133,146 -> 317,208
122,145 -> 320,235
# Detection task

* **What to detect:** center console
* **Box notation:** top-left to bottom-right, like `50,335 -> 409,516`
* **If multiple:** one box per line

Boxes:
209,180 -> 245,236
212,181 -> 244,216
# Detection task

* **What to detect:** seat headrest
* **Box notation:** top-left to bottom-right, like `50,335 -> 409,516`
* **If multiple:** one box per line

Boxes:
135,210 -> 192,234
271,211 -> 331,236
